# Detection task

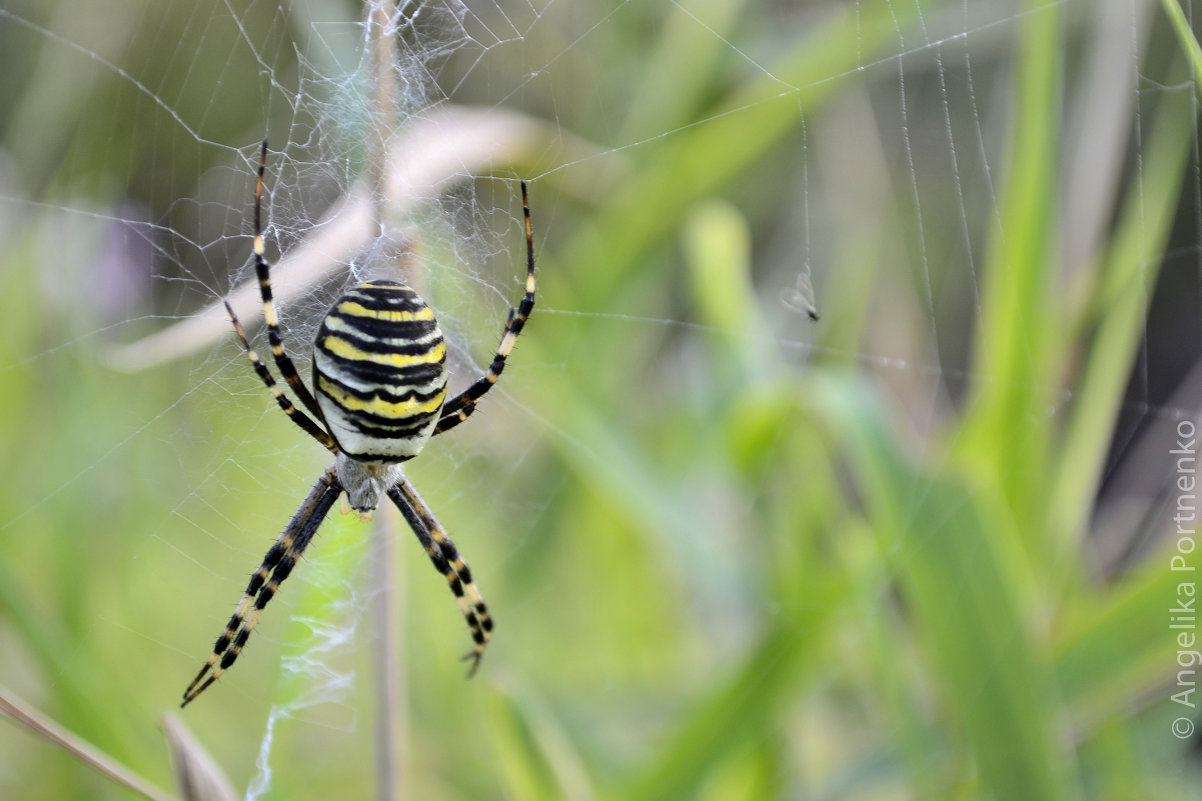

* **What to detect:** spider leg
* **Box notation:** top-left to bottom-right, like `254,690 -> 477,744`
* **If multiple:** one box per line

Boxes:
386,480 -> 493,675
224,301 -> 338,453
251,139 -> 325,421
434,180 -> 535,436
182,467 -> 342,707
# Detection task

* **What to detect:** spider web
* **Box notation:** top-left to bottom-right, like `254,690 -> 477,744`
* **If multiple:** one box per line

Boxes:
0,0 -> 1199,798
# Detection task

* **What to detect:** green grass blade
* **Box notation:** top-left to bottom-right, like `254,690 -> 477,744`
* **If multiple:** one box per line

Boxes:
615,596 -> 835,801
484,682 -> 597,801
815,374 -> 1074,801
1048,64 -> 1198,549
1160,0 -> 1202,97
1054,561 -> 1187,716
958,0 -> 1062,534
562,0 -> 931,304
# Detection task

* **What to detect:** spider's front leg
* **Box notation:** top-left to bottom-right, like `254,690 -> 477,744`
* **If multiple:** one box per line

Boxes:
434,180 -> 537,436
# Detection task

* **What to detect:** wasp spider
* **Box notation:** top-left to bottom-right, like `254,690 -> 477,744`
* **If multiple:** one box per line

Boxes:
181,141 -> 535,707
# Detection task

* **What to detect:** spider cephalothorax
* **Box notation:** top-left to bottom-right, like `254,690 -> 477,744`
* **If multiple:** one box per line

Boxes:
181,141 -> 535,706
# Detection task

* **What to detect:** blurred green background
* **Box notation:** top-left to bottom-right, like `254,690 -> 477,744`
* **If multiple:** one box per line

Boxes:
1,0 -> 1201,799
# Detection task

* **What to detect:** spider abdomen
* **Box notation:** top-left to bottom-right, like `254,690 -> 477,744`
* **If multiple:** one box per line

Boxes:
312,281 -> 448,462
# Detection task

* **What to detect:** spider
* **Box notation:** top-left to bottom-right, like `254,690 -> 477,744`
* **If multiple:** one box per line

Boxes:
181,141 -> 535,707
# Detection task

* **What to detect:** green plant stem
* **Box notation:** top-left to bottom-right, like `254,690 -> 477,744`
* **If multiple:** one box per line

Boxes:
1160,0 -> 1202,97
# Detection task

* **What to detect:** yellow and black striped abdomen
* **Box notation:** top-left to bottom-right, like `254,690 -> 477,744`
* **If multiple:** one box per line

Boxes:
312,282 -> 448,462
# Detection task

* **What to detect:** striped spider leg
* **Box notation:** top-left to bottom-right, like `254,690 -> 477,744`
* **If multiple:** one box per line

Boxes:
433,180 -> 536,435
387,480 -> 493,674
180,142 -> 537,706
182,467 -> 342,705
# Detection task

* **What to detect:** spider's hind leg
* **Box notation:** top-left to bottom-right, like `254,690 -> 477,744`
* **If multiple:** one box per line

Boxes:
181,467 -> 341,707
387,479 -> 493,674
